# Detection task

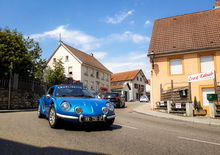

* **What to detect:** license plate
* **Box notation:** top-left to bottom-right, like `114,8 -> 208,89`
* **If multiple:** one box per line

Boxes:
83,116 -> 104,122
175,103 -> 181,109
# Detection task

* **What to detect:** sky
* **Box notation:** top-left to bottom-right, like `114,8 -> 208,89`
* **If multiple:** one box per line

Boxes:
0,0 -> 216,78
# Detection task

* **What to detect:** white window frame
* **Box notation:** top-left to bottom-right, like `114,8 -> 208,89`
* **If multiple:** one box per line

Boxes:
200,55 -> 214,73
169,58 -> 183,75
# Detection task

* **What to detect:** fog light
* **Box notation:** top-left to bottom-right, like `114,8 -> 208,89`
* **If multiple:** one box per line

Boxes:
75,107 -> 83,114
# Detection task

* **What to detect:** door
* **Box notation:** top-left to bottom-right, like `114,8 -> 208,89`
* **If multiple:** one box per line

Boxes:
202,88 -> 215,106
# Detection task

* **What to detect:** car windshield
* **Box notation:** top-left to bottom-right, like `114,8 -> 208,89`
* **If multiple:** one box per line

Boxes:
105,93 -> 119,97
55,86 -> 95,98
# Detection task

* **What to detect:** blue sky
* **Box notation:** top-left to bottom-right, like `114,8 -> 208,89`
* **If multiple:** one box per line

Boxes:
0,0 -> 216,78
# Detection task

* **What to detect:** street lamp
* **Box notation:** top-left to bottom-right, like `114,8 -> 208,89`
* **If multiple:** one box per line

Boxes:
149,51 -> 155,69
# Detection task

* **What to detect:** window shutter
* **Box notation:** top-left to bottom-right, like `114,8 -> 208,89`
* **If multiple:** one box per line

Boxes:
170,59 -> 182,75
200,56 -> 214,73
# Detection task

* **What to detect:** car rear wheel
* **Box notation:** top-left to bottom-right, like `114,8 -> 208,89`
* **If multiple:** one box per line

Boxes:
48,105 -> 60,128
37,104 -> 44,118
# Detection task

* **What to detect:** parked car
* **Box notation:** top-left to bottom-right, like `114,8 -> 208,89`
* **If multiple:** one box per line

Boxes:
38,85 -> 115,128
103,92 -> 125,108
140,95 -> 149,102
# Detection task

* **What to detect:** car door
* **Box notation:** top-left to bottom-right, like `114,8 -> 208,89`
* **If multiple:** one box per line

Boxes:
44,87 -> 55,113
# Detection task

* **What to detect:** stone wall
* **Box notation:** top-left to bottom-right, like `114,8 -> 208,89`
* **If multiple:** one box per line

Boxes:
0,89 -> 42,110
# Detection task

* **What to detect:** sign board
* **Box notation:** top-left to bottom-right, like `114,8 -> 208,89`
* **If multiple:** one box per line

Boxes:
188,71 -> 214,82
175,103 -> 182,109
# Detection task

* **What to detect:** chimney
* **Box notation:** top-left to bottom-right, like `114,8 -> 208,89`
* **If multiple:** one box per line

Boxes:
214,0 -> 220,9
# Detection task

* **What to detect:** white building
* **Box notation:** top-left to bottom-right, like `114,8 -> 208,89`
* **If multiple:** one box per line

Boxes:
47,41 -> 112,93
111,69 -> 148,101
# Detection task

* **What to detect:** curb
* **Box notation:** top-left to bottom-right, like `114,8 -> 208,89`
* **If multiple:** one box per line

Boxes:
133,108 -> 220,127
0,109 -> 37,113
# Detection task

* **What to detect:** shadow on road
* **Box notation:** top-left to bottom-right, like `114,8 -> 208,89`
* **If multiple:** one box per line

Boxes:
55,122 -> 122,132
0,138 -> 106,155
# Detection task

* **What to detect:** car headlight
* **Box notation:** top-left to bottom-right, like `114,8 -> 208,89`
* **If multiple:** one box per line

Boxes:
106,102 -> 114,111
75,106 -> 83,114
102,107 -> 108,114
61,101 -> 71,111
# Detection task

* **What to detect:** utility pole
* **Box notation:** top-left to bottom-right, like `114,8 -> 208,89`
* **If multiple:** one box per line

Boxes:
8,62 -> 13,109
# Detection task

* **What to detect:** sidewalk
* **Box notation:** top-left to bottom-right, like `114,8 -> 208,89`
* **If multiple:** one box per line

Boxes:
0,108 -> 37,113
133,103 -> 220,127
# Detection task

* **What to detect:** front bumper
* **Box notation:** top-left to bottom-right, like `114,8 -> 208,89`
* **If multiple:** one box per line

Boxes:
56,113 -> 116,122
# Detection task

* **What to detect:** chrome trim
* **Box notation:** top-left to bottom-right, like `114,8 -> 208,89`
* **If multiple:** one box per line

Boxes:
79,115 -> 83,123
56,113 -> 79,119
107,115 -> 116,119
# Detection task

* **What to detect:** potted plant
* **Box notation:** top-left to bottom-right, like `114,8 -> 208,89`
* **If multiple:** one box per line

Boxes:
193,96 -> 207,116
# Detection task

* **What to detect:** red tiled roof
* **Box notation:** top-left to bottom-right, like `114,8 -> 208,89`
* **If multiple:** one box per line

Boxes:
148,8 -> 220,55
63,43 -> 111,73
111,85 -> 124,89
111,69 -> 141,82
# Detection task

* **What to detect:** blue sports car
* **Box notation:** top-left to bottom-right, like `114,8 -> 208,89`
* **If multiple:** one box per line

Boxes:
38,84 -> 115,128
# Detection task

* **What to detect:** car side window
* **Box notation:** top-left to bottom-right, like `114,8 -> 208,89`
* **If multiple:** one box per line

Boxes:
47,87 -> 54,96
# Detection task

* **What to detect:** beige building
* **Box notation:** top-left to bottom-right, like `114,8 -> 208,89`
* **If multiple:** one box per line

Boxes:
148,3 -> 220,115
47,41 -> 112,93
111,69 -> 147,101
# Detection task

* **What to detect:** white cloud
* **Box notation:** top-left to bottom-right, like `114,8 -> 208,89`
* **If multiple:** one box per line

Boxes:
107,31 -> 150,44
29,26 -> 150,51
144,20 -> 151,26
29,25 -> 100,51
105,10 -> 135,24
103,52 -> 150,78
92,52 -> 108,60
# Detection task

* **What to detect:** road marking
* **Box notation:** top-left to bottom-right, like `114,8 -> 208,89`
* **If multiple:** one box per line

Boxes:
116,124 -> 137,130
177,136 -> 220,146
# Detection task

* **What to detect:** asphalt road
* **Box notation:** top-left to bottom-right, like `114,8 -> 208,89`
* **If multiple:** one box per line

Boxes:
0,102 -> 220,155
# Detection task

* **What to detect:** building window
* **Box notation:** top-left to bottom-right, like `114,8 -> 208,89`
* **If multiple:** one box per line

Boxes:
200,55 -> 214,73
96,71 -> 99,79
53,58 -> 56,63
84,67 -> 88,76
170,59 -> 182,75
140,77 -> 142,82
68,66 -> 72,75
137,77 -> 139,81
134,84 -> 139,89
65,56 -> 69,62
90,69 -> 94,77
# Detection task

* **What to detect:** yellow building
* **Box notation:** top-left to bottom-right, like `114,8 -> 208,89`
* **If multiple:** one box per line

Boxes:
148,3 -> 220,115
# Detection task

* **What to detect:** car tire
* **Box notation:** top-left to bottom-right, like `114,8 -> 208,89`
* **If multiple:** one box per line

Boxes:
48,105 -> 60,128
105,118 -> 115,127
37,104 -> 44,118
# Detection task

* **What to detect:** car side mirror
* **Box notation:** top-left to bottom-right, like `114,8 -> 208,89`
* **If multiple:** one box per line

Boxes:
46,94 -> 51,98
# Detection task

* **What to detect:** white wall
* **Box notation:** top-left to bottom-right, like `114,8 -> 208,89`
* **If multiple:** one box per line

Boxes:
47,45 -> 82,81
81,65 -> 111,93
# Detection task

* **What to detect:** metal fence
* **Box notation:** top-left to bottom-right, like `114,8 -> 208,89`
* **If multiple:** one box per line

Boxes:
0,77 -> 49,94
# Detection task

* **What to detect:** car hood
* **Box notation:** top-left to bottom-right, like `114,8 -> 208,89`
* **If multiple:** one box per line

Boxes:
56,97 -> 107,115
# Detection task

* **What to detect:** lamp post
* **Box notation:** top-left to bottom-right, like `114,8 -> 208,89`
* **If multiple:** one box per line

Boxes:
149,51 -> 155,69
149,51 -> 155,110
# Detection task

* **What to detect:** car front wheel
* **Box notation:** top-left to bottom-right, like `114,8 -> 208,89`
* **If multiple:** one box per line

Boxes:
105,118 -> 115,127
48,105 -> 60,128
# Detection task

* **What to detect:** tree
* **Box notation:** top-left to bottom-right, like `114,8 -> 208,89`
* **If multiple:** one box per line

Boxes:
0,28 -> 46,79
45,60 -> 65,85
